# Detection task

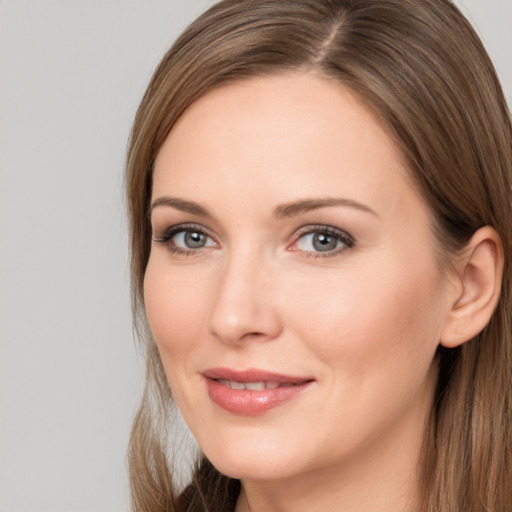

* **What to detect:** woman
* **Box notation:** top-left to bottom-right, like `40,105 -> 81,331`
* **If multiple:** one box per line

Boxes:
125,0 -> 512,510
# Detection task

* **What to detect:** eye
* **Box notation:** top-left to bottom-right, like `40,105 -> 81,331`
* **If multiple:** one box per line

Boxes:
290,226 -> 354,257
154,224 -> 217,254
173,230 -> 213,249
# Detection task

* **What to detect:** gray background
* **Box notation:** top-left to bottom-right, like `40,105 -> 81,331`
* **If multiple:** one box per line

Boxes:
0,1 -> 510,511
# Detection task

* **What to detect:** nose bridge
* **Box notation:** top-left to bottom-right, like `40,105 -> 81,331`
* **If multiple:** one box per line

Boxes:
207,244 -> 281,344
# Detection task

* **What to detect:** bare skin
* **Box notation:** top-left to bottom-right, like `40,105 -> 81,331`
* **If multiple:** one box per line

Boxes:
144,73 -> 501,511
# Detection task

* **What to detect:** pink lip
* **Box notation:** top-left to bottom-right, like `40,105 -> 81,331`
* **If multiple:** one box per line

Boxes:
202,367 -> 314,416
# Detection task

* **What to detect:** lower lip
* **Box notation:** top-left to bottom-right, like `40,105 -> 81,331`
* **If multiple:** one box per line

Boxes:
205,378 -> 313,415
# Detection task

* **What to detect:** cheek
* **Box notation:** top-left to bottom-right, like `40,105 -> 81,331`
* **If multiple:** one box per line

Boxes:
143,257 -> 211,365
282,263 -> 445,445
283,260 -> 445,378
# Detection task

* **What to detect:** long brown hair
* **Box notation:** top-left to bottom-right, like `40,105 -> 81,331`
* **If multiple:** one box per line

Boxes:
126,1 -> 512,510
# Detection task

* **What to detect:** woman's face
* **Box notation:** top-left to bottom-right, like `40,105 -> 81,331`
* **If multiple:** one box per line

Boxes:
145,73 -> 456,482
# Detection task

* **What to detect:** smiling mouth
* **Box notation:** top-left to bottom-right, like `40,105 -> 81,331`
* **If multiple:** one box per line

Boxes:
215,379 -> 303,390
202,368 -> 314,415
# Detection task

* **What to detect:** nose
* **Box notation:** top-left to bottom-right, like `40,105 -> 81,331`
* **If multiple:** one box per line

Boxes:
207,251 -> 283,345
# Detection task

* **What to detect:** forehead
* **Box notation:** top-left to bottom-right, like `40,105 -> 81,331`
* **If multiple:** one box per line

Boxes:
152,72 -> 426,224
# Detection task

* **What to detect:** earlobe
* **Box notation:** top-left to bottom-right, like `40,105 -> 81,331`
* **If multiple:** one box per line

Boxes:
440,226 -> 504,348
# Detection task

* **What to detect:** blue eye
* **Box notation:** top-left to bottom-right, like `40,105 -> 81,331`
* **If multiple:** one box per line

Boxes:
154,224 -> 216,254
292,226 -> 354,256
173,230 -> 213,249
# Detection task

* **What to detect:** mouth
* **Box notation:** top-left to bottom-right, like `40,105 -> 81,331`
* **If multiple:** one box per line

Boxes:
202,368 -> 314,415
215,379 -> 299,390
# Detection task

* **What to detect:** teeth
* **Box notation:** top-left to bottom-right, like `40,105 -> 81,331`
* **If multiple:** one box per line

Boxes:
216,379 -> 284,390
245,382 -> 265,391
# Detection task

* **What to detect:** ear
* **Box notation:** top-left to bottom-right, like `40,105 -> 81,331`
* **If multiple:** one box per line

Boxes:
440,226 -> 504,348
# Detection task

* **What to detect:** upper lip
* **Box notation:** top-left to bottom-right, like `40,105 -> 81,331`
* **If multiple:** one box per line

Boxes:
202,367 -> 313,384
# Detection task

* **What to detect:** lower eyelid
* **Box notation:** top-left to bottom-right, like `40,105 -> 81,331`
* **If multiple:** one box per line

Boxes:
153,224 -> 219,255
292,227 -> 354,248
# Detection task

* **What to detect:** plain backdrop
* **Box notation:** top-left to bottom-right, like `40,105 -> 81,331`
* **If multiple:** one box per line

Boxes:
0,1 -> 510,511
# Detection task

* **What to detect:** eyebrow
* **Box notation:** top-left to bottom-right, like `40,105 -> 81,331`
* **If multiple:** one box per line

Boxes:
150,196 -> 212,218
150,196 -> 378,219
273,198 -> 378,219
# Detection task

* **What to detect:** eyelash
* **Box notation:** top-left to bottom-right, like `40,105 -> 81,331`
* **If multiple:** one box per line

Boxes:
291,225 -> 355,259
153,223 -> 216,256
153,223 -> 355,258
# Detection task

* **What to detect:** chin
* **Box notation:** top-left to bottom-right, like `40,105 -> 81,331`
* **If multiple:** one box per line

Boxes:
199,436 -> 307,482
209,457 -> 293,481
